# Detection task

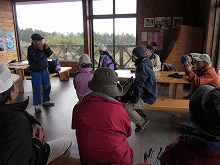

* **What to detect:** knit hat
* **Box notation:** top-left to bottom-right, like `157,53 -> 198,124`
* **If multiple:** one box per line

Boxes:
31,33 -> 44,41
193,54 -> 211,62
189,85 -> 220,138
132,45 -> 147,58
88,67 -> 123,97
181,55 -> 190,64
0,62 -> 20,93
98,45 -> 107,51
78,54 -> 92,67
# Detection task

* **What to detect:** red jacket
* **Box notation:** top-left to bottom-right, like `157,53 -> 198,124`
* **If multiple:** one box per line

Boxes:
160,135 -> 220,165
185,64 -> 220,92
72,93 -> 133,165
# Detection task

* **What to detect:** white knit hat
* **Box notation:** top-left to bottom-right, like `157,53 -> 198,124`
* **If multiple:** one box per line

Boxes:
0,62 -> 19,93
98,45 -> 107,51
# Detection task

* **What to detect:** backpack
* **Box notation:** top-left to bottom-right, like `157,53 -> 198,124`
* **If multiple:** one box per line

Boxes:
115,77 -> 133,103
162,63 -> 177,71
106,54 -> 117,70
48,58 -> 61,73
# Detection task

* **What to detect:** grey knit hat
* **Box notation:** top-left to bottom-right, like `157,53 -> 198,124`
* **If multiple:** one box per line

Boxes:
79,54 -> 92,67
132,45 -> 147,58
88,67 -> 123,97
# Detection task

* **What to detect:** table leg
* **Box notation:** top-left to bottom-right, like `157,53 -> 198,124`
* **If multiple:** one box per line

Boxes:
169,83 -> 176,99
59,71 -> 70,81
15,69 -> 24,93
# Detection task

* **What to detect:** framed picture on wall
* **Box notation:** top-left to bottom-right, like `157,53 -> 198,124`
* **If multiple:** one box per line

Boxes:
144,18 -> 154,27
173,17 -> 183,28
155,17 -> 171,30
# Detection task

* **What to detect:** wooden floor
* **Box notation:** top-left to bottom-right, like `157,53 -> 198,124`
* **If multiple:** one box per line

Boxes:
16,77 -> 191,164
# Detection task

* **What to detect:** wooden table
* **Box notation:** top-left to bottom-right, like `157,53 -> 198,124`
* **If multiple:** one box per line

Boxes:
116,70 -> 191,99
7,63 -> 29,93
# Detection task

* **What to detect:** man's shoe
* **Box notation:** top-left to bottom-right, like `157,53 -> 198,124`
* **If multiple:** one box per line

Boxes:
135,118 -> 149,133
43,101 -> 55,107
35,105 -> 42,113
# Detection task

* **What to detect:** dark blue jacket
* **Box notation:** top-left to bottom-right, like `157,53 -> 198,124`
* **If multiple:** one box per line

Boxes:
27,43 -> 53,72
130,57 -> 157,104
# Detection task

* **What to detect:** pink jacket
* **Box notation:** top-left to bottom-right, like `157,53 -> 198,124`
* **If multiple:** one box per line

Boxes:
72,93 -> 133,165
73,68 -> 93,102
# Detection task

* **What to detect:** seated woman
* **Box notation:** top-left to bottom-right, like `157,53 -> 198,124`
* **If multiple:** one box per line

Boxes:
72,68 -> 133,165
73,54 -> 93,102
160,85 -> 220,165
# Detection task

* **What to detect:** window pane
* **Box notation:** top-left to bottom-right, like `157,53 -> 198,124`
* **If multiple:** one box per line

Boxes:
93,0 -> 113,15
16,2 -> 83,61
115,0 -> 136,14
93,19 -> 113,68
115,18 -> 136,68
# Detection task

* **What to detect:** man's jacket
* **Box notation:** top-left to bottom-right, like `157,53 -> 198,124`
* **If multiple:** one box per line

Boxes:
0,98 -> 50,165
131,57 -> 157,104
27,43 -> 53,72
185,63 -> 220,92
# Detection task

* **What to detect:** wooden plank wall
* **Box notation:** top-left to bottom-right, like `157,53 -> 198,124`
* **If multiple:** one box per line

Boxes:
0,0 -> 18,64
166,25 -> 203,71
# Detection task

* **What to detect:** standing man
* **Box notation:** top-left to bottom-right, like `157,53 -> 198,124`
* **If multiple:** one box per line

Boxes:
0,62 -> 72,165
28,33 -> 54,113
184,54 -> 220,99
124,45 -> 157,133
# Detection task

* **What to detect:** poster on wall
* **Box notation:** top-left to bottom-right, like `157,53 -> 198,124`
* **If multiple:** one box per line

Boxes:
147,32 -> 163,50
0,24 -> 4,51
5,31 -> 16,51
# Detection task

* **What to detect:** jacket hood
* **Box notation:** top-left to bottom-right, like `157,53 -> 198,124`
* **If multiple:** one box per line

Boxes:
83,92 -> 124,106
0,97 -> 29,113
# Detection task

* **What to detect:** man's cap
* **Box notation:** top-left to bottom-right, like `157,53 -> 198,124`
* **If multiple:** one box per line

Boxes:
193,54 -> 211,62
31,33 -> 44,41
151,42 -> 157,46
0,62 -> 20,93
78,54 -> 92,67
190,85 -> 220,138
98,45 -> 107,51
88,67 -> 123,97
132,45 -> 147,58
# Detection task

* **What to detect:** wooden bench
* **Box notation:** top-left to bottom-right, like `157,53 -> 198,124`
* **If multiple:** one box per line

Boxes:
137,98 -> 189,112
26,67 -> 72,81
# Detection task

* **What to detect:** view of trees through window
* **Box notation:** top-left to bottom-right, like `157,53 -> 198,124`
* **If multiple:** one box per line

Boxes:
16,0 -> 137,69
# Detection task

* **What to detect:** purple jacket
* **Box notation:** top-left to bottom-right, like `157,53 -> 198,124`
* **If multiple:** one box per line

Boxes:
73,68 -> 93,102
160,135 -> 220,165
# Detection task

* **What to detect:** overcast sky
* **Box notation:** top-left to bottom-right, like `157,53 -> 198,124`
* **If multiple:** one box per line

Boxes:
16,1 -> 136,35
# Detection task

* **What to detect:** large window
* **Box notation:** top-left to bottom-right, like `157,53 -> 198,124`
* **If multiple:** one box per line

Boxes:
16,1 -> 83,61
92,0 -> 137,69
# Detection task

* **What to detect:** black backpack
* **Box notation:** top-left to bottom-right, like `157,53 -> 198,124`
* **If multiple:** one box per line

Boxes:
115,77 -> 133,103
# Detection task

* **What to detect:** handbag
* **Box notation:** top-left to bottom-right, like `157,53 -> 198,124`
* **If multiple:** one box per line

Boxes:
48,59 -> 61,73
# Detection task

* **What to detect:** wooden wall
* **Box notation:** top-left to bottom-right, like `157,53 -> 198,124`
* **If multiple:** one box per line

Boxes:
0,0 -> 18,64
